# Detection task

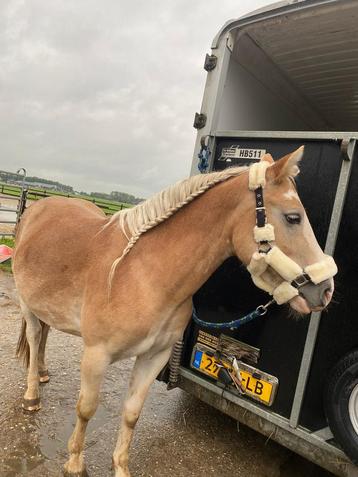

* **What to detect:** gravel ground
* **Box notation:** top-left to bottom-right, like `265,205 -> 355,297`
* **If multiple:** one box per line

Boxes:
0,271 -> 334,477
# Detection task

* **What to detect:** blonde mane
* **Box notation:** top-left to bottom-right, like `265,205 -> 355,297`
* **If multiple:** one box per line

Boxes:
108,166 -> 247,286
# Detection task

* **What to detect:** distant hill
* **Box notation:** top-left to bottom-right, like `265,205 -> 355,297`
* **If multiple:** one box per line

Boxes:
0,170 -> 73,193
89,191 -> 144,205
0,170 -> 144,205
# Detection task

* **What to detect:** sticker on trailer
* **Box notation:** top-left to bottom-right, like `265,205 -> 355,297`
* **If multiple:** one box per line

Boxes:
220,147 -> 266,161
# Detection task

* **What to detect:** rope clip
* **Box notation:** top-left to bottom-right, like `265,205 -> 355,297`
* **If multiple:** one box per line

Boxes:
256,299 -> 275,316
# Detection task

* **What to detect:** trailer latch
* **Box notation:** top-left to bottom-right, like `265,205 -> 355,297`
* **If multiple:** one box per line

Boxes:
193,113 -> 207,129
204,54 -> 217,72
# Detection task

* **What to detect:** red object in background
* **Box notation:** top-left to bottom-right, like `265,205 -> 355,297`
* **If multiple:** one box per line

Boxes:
0,245 -> 13,263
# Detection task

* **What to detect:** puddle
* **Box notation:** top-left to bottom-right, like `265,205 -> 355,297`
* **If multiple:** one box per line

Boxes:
39,403 -> 111,460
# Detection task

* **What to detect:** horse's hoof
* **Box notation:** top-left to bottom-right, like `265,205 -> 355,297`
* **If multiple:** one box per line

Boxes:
64,457 -> 88,477
39,369 -> 50,384
63,468 -> 89,477
22,397 -> 41,412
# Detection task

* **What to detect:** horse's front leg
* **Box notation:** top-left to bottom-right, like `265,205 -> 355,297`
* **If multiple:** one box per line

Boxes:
112,347 -> 172,477
64,344 -> 110,476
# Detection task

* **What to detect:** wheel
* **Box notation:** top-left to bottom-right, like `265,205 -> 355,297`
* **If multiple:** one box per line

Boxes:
325,349 -> 358,464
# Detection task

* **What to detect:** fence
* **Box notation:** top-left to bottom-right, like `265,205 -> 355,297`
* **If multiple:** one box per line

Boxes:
0,182 -> 130,216
0,182 -> 132,238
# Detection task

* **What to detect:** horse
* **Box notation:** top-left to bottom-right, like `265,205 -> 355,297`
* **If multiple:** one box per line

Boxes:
12,148 -> 336,477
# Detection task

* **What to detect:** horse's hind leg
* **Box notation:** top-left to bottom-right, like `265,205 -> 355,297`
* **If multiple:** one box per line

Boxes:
112,347 -> 172,477
17,301 -> 42,411
38,322 -> 50,383
64,344 -> 110,476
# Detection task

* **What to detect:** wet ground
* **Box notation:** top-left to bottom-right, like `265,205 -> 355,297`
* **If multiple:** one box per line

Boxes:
0,271 -> 334,477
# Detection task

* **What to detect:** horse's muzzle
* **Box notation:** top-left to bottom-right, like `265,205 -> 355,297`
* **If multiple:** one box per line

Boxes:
294,278 -> 334,313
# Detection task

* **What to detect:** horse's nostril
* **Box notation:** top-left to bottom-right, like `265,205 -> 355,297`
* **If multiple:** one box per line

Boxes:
318,279 -> 333,306
322,286 -> 332,304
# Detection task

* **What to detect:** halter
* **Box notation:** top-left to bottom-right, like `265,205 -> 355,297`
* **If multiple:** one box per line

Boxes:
191,159 -> 337,331
247,161 -> 337,305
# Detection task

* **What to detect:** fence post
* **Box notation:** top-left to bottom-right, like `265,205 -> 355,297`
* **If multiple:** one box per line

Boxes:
17,188 -> 28,225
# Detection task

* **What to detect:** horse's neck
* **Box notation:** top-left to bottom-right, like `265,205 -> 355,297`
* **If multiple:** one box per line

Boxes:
141,177 -> 244,301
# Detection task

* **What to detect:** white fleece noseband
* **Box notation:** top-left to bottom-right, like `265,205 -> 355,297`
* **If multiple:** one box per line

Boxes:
246,160 -> 337,305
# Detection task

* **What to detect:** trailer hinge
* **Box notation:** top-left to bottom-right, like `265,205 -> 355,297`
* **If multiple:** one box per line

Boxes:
204,54 -> 217,72
193,113 -> 207,129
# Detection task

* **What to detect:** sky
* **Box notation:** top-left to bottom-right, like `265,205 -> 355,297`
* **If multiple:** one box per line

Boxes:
1,0 -> 270,198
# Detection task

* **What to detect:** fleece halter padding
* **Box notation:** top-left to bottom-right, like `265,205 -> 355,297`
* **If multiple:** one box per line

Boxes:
265,246 -> 302,282
246,160 -> 337,305
249,161 -> 270,191
304,256 -> 337,285
253,224 -> 275,243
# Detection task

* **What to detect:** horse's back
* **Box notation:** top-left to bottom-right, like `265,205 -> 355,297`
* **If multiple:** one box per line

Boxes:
16,196 -> 106,240
15,196 -> 107,259
13,197 -> 109,334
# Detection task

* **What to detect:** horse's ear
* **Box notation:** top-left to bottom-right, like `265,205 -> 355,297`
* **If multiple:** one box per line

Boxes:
261,153 -> 274,164
267,146 -> 304,183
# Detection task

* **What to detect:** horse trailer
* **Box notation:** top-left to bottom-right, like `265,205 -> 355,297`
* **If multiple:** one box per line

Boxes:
167,1 -> 358,475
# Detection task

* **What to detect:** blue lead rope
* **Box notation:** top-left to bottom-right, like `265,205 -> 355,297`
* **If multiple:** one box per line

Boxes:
192,301 -> 274,330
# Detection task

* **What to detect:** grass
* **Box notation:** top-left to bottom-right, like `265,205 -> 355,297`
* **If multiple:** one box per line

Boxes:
0,182 -> 132,215
0,237 -> 14,273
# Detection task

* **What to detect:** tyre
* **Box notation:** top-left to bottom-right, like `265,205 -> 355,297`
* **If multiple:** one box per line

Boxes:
325,350 -> 358,464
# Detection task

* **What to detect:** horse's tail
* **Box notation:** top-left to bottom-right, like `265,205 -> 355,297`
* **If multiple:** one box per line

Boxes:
16,318 -> 49,368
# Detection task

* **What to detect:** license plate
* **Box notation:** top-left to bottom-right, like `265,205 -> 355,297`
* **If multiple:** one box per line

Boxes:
191,347 -> 278,406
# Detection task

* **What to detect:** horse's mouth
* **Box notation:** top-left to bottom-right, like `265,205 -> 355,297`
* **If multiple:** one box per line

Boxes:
289,295 -> 312,315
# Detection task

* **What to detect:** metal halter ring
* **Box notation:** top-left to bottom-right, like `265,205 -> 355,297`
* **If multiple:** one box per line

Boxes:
256,300 -> 275,316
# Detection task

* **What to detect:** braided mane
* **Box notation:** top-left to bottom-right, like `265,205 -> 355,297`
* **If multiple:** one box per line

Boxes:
108,166 -> 247,286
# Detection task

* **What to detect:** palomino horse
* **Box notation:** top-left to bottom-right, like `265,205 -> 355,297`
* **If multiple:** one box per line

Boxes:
13,148 -> 335,477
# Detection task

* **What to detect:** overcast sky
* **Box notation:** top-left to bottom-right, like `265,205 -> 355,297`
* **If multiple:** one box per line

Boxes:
1,0 -> 269,197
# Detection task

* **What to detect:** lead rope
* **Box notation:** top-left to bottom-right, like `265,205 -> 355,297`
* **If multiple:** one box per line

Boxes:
191,299 -> 275,330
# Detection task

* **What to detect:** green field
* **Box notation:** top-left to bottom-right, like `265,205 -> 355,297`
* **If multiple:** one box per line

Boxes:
0,182 -> 132,215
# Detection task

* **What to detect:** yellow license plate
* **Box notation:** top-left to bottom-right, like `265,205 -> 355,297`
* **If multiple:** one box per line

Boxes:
192,348 -> 277,406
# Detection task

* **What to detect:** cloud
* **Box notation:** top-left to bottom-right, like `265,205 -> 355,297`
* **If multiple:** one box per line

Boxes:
0,0 -> 269,197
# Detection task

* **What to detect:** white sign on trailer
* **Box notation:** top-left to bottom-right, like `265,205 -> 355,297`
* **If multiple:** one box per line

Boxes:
220,147 -> 266,161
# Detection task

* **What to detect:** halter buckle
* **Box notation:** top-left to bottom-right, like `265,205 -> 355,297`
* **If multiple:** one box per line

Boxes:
292,273 -> 311,288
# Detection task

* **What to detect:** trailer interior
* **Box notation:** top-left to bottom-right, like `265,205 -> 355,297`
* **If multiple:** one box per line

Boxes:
217,0 -> 358,133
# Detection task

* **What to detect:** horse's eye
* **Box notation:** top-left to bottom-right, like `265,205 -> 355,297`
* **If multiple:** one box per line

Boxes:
285,213 -> 301,225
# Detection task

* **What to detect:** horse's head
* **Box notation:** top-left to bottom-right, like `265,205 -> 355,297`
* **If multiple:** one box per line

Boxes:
232,147 -> 336,315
